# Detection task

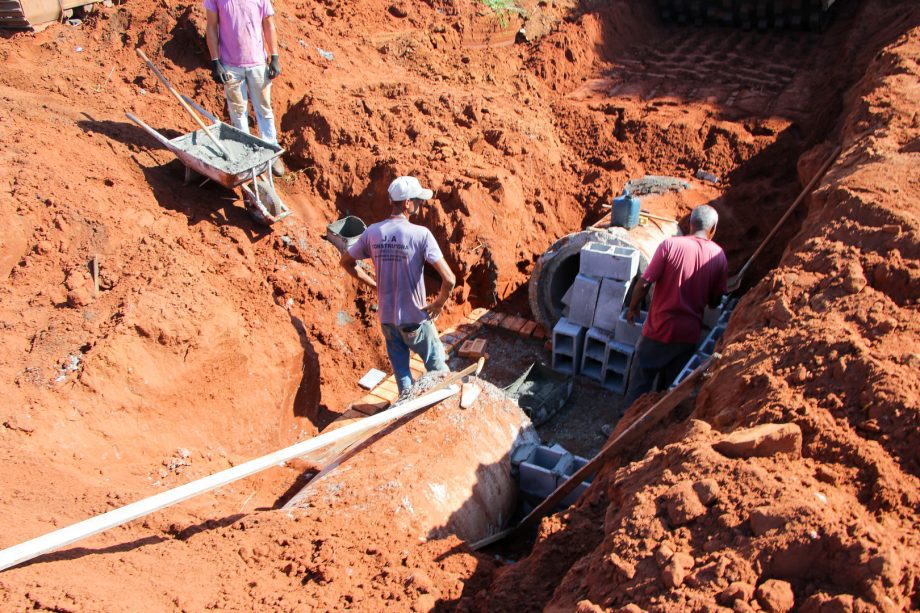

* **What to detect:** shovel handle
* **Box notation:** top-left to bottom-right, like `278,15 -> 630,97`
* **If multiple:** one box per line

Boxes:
136,48 -> 232,160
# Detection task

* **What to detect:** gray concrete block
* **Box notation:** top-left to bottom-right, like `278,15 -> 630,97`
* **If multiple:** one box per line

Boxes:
670,353 -> 705,389
703,305 -> 722,329
605,340 -> 635,375
532,445 -> 573,474
614,309 -> 646,346
592,278 -> 629,331
511,442 -> 539,467
519,462 -> 556,498
602,369 -> 627,394
583,328 -> 614,382
567,274 -> 601,328
579,241 -> 639,281
561,283 -> 574,306
553,318 -> 586,375
697,324 -> 725,357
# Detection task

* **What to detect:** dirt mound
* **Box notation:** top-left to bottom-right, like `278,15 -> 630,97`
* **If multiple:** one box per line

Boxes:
478,6 -> 920,612
0,0 -> 916,609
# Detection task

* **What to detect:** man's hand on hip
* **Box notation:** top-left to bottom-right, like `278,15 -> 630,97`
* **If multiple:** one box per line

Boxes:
211,59 -> 230,84
421,301 -> 445,321
267,54 -> 281,79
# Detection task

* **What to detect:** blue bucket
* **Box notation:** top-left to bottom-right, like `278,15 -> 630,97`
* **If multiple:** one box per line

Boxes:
611,193 -> 640,229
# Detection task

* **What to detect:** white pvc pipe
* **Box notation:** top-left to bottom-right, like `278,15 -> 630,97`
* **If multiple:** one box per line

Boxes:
0,385 -> 459,572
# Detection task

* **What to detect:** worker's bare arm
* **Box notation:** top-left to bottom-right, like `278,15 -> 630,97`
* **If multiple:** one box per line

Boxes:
339,251 -> 377,289
262,15 -> 278,56
625,279 -> 650,323
422,258 -> 456,320
205,10 -> 221,60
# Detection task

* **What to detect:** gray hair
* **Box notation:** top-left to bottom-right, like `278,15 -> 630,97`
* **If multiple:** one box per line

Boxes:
690,205 -> 719,232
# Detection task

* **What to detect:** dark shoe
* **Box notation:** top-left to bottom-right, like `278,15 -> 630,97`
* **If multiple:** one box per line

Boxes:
271,158 -> 286,177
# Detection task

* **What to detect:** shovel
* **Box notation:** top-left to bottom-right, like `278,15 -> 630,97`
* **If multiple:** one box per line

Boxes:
726,145 -> 841,293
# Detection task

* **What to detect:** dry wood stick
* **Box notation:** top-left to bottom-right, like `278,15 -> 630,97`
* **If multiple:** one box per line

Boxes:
135,48 -> 231,160
471,353 -> 721,551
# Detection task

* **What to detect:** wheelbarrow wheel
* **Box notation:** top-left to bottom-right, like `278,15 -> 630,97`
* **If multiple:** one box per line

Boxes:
242,177 -> 285,225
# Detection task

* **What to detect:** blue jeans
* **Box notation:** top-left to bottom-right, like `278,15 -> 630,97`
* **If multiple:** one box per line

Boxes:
223,64 -> 278,145
381,321 -> 448,393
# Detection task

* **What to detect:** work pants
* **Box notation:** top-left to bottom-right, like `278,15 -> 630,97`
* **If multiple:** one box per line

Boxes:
625,336 -> 696,405
380,320 -> 448,394
223,64 -> 278,145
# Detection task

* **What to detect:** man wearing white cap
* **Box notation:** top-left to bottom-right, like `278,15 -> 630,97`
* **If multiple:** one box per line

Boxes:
340,176 -> 456,394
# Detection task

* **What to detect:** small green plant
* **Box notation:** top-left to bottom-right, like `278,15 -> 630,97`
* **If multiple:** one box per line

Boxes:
479,0 -> 522,28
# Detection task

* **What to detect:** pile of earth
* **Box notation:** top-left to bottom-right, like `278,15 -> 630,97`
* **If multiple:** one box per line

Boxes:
0,0 -> 916,610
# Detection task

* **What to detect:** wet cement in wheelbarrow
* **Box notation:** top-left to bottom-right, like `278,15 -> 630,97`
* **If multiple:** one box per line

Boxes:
182,131 -> 277,176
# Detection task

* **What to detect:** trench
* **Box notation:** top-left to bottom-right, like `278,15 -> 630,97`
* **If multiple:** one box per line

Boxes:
266,10 -> 865,554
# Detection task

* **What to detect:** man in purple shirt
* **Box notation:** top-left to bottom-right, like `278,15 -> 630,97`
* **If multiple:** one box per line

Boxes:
204,0 -> 285,176
340,176 -> 456,394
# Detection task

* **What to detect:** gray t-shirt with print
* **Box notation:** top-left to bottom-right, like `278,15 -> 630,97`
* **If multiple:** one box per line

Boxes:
348,217 -> 444,325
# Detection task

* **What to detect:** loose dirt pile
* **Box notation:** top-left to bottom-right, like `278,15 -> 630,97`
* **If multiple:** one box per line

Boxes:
0,0 -> 916,610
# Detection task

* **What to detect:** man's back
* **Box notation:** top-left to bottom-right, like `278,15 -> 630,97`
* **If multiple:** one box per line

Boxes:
348,217 -> 443,326
641,235 -> 727,344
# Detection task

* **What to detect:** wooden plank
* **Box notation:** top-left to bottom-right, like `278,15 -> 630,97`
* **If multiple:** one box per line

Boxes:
0,385 -> 461,572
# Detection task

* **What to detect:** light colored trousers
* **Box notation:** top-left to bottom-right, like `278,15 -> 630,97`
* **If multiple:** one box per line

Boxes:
223,64 -> 278,145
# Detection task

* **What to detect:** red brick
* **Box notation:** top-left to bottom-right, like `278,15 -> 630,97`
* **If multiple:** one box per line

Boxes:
519,320 -> 537,337
485,312 -> 506,327
458,338 -> 487,359
502,316 -> 527,333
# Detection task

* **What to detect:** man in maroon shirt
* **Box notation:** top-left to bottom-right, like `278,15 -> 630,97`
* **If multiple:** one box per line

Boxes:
623,204 -> 727,404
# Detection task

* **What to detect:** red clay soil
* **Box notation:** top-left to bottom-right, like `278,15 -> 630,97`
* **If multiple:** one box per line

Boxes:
0,0 -> 917,610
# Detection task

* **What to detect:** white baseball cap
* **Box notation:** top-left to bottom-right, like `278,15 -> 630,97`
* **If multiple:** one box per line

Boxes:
388,176 -> 434,202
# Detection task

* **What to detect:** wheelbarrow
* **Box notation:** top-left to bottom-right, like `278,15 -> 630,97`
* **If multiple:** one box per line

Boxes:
127,49 -> 291,225
126,108 -> 290,225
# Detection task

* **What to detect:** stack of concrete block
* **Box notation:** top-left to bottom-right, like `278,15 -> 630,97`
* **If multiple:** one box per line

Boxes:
552,317 -> 586,375
603,340 -> 635,394
581,328 -> 615,382
519,445 -> 573,499
515,444 -> 593,507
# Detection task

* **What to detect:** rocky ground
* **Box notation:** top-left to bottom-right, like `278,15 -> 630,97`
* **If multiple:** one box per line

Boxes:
0,0 -> 916,610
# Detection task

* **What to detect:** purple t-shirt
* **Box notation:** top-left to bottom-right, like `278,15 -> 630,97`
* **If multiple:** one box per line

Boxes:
203,0 -> 274,68
348,217 -> 444,326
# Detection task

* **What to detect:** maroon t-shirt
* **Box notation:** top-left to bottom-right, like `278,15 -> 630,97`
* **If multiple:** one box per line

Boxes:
641,235 -> 728,344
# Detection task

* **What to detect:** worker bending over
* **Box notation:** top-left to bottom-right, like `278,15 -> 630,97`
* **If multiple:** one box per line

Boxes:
204,0 -> 285,176
340,176 -> 456,394
624,204 -> 727,403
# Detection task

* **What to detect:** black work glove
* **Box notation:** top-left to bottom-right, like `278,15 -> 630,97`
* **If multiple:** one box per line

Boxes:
267,54 -> 281,79
211,59 -> 230,84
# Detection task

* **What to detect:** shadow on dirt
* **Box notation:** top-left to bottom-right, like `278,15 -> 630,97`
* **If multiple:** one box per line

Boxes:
12,513 -> 245,571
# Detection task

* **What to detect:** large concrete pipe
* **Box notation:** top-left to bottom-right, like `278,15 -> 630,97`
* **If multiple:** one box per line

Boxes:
284,377 -> 538,543
528,222 -> 679,332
